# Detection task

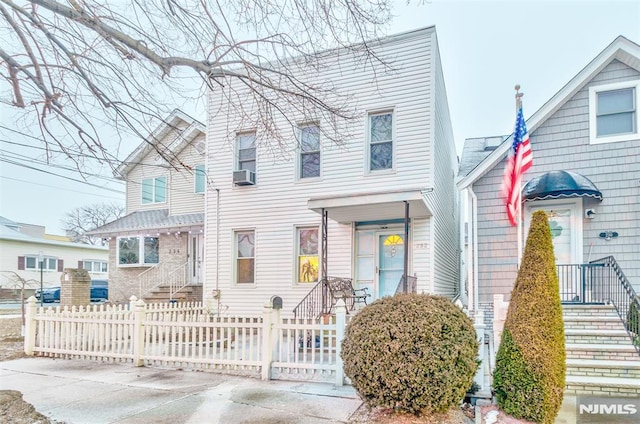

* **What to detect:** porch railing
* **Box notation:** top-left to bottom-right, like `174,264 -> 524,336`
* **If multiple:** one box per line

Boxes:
138,261 -> 189,299
395,275 -> 417,295
292,278 -> 328,320
558,257 -> 640,355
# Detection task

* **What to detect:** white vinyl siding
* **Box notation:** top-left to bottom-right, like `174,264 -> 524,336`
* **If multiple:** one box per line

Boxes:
204,28 -> 460,314
589,80 -> 640,144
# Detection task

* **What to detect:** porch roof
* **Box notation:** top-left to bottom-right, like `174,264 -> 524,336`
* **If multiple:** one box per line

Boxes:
86,209 -> 204,237
307,188 -> 432,223
523,170 -> 603,202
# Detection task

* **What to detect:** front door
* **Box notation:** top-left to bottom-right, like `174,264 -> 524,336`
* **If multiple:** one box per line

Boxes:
188,233 -> 204,284
526,199 -> 583,300
378,233 -> 405,298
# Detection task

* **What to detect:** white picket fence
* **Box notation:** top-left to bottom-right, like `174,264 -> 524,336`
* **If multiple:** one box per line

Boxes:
23,296 -> 350,385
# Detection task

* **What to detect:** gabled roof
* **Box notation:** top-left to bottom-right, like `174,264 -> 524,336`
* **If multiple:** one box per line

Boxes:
457,35 -> 640,189
115,109 -> 206,179
86,209 -> 204,237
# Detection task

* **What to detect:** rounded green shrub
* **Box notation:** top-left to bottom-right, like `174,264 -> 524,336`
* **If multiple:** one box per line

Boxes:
493,210 -> 566,424
341,294 -> 479,415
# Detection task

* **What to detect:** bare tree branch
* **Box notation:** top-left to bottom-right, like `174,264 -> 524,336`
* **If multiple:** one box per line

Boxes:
0,0 -> 395,172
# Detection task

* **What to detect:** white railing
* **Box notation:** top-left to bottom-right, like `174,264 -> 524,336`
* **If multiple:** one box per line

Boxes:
23,297 -> 350,385
138,261 -> 189,298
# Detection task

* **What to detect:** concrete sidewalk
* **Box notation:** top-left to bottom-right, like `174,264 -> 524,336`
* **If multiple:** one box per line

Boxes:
0,358 -> 362,423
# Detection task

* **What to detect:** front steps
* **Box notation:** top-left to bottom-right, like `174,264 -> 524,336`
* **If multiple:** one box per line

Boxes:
563,304 -> 640,397
142,284 -> 203,304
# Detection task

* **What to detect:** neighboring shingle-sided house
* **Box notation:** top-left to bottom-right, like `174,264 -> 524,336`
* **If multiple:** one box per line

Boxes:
204,27 -> 460,316
458,36 -> 640,396
88,110 -> 206,303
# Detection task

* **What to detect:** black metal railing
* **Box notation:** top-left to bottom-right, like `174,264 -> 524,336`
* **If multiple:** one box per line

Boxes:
395,275 -> 417,295
589,256 -> 640,355
292,278 -> 328,320
556,263 -> 608,303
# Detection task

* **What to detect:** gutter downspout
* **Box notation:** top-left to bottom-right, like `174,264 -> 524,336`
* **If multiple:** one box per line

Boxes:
215,188 -> 221,312
469,185 -> 479,314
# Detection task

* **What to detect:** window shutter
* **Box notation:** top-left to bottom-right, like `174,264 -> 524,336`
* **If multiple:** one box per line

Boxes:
57,260 -> 64,272
78,261 -> 83,269
18,256 -> 25,270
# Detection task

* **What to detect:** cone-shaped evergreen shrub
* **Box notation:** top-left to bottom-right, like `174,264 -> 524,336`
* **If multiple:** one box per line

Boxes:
341,294 -> 479,415
493,210 -> 566,424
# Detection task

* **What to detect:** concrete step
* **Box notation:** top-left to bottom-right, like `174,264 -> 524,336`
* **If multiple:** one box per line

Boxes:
566,358 -> 640,379
565,329 -> 633,345
566,343 -> 639,361
563,316 -> 625,330
562,304 -> 618,316
565,375 -> 640,397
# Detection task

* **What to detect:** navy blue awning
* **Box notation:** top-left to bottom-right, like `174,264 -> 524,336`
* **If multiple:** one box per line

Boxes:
523,171 -> 603,202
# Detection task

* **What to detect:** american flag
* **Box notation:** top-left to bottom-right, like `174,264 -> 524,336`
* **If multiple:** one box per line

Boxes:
502,106 -> 533,226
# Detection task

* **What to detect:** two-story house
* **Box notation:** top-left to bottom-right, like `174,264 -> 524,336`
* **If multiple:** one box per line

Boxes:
458,36 -> 640,396
203,27 -> 460,316
88,110 -> 206,303
1,216 -> 108,296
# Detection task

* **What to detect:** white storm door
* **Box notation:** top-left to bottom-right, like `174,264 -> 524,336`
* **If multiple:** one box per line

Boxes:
189,233 -> 204,284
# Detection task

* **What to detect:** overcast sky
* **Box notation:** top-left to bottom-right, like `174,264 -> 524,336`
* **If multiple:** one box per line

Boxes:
0,0 -> 638,235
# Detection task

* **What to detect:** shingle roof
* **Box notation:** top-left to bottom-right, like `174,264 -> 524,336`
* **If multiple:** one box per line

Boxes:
86,209 -> 204,236
458,135 -> 508,178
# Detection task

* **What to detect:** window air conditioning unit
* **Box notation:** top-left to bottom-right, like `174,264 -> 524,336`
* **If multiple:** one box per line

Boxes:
233,169 -> 256,186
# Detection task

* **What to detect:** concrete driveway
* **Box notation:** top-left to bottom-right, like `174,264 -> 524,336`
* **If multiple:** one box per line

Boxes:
0,358 -> 361,423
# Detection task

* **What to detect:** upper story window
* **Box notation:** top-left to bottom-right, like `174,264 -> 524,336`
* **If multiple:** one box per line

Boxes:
235,230 -> 255,284
20,255 -> 59,271
589,81 -> 639,144
141,176 -> 166,204
368,111 -> 394,171
296,227 -> 319,283
82,260 -> 108,273
117,236 -> 159,266
237,132 -> 256,172
194,164 -> 206,194
299,124 -> 320,179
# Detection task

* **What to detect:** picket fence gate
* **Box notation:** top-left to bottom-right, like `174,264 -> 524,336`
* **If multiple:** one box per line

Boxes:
23,296 -> 350,385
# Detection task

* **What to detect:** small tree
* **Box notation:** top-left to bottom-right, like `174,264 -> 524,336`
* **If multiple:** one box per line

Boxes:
62,202 -> 124,245
493,210 -> 566,423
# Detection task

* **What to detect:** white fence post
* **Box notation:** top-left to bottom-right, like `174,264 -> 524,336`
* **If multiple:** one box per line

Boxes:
261,304 -> 273,380
132,296 -> 145,366
24,296 -> 37,356
473,310 -> 486,391
335,299 -> 347,386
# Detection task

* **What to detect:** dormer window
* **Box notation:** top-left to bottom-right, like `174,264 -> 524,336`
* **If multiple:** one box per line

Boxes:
589,81 -> 639,144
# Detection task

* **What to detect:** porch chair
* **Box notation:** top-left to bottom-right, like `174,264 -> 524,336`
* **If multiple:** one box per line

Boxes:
325,276 -> 370,313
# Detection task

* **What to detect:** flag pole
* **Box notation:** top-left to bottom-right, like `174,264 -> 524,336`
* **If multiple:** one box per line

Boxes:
515,85 -> 524,267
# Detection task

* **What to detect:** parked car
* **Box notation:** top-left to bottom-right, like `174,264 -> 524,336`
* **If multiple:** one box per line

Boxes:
33,280 -> 108,303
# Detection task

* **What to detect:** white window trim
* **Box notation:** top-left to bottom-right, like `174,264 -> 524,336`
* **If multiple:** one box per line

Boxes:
116,236 -> 160,267
293,225 -> 320,285
235,131 -> 257,171
589,80 -> 639,145
141,176 -> 167,204
296,123 -> 322,181
194,164 -> 206,194
25,255 -> 58,271
82,260 -> 108,273
365,109 -> 396,174
233,229 -> 256,286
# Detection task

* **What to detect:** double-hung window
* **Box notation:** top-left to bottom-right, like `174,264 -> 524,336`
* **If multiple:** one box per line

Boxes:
299,125 -> 320,178
194,164 -> 206,194
589,81 -> 639,144
141,176 -> 166,204
82,260 -> 108,273
117,236 -> 159,266
23,256 -> 58,271
368,111 -> 394,171
237,132 -> 256,173
296,227 -> 319,283
235,230 -> 255,284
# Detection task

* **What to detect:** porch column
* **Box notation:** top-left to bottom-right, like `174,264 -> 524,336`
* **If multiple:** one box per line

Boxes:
403,201 -> 409,292
321,208 -> 328,279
